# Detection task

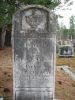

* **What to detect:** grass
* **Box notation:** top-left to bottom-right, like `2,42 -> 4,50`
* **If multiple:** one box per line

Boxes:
56,54 -> 75,67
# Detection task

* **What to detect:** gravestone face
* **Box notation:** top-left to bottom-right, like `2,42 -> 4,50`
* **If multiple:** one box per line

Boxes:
12,5 -> 57,100
59,45 -> 74,57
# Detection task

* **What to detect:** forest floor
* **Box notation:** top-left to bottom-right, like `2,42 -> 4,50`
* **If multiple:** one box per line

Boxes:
0,47 -> 75,100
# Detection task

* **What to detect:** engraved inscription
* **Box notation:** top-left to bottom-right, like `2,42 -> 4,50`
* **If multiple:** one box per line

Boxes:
16,91 -> 53,100
14,38 -> 54,87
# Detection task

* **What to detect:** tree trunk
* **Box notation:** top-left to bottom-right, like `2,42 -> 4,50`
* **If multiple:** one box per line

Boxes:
1,26 -> 7,49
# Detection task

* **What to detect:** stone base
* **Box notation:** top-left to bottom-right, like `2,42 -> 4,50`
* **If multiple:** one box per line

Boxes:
54,99 -> 59,100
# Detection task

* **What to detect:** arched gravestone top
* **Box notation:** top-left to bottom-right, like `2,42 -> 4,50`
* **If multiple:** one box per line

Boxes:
12,5 -> 57,38
12,5 -> 57,100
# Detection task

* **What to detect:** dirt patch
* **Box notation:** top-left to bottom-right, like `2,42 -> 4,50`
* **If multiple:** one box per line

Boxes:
0,47 -> 12,67
55,67 -> 75,100
56,56 -> 75,68
0,67 -> 13,99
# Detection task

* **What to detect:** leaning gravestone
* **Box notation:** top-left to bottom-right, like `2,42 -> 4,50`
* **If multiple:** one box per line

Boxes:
12,5 -> 57,100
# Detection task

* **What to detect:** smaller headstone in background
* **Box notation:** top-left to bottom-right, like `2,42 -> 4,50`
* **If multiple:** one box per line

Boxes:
59,45 -> 74,57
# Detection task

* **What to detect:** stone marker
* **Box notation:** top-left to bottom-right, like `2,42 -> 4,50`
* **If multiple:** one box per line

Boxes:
59,45 -> 74,57
12,5 -> 57,100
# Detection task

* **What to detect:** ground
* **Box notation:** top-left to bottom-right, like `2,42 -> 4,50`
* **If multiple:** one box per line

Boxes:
0,47 -> 75,100
56,55 -> 75,68
55,67 -> 75,100
0,47 -> 12,100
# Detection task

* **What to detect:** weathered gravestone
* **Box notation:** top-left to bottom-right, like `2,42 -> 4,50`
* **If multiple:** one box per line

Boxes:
12,5 -> 57,100
59,45 -> 74,57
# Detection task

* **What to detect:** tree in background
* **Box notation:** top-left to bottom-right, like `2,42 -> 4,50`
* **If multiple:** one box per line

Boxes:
0,0 -> 60,28
57,23 -> 70,41
0,0 -> 16,48
69,15 -> 75,39
57,15 -> 75,41
0,0 -> 15,27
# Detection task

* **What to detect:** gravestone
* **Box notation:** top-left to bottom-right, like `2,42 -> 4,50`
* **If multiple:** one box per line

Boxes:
59,45 -> 74,57
12,5 -> 57,100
